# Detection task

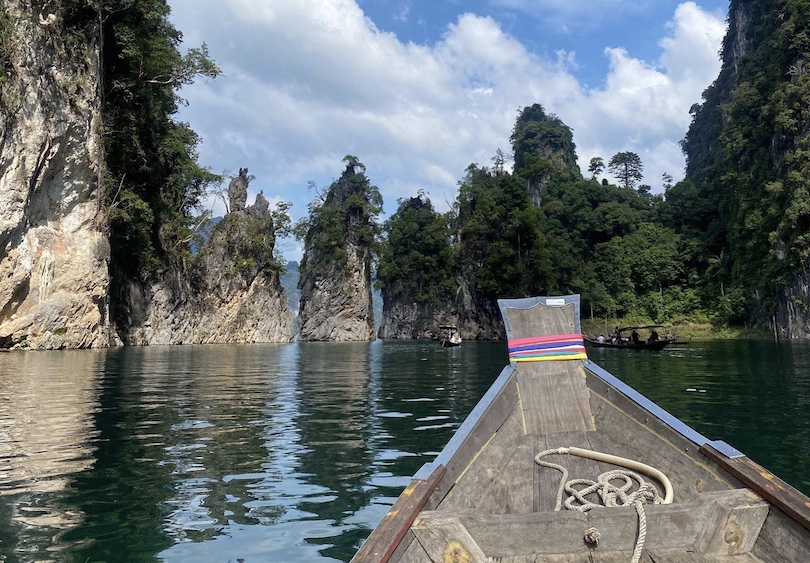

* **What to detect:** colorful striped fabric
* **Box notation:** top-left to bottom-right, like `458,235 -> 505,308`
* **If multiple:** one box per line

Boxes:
508,333 -> 587,362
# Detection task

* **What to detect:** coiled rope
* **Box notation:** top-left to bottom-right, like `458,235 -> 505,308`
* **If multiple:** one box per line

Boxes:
535,447 -> 673,563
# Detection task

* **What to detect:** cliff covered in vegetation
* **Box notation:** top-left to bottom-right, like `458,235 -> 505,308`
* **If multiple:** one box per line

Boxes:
118,185 -> 293,345
377,0 -> 810,340
297,157 -> 380,341
0,2 -> 292,348
680,0 -> 810,336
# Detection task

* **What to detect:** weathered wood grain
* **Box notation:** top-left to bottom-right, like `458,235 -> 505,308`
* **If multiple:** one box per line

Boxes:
586,370 -> 738,496
532,555 -> 590,563
431,490 -> 761,559
751,506 -> 810,563
351,465 -> 445,563
695,488 -> 768,556
503,302 -> 577,340
440,405 -> 527,512
453,505 -> 691,557
591,552 -> 654,563
590,392 -> 730,502
518,363 -> 594,435
428,377 -> 520,510
699,443 -> 810,534
648,549 -> 763,562
389,532 -> 427,563
476,434 -> 536,514
411,513 -> 488,562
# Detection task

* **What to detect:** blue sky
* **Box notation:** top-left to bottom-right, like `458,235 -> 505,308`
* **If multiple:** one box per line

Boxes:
357,0 -> 727,86
168,0 -> 729,261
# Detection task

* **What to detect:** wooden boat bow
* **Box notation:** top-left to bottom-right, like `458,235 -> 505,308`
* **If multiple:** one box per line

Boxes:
352,295 -> 810,562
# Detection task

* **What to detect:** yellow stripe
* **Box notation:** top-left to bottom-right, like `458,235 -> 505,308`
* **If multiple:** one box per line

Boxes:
512,353 -> 587,362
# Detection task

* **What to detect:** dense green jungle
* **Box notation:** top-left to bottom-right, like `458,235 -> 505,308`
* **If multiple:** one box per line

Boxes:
53,0 -> 810,335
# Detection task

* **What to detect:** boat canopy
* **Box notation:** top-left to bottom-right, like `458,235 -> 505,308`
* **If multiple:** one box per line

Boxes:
617,324 -> 665,332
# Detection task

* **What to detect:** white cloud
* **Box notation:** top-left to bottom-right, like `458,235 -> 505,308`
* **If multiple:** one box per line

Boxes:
563,1 -> 726,187
169,0 -> 725,260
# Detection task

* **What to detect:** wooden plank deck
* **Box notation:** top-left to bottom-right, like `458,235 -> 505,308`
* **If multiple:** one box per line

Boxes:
355,298 -> 810,562
490,552 -> 767,563
517,363 -> 594,435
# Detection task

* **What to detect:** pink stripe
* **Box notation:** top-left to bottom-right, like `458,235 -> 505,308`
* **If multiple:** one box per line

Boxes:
508,333 -> 582,347
510,345 -> 586,357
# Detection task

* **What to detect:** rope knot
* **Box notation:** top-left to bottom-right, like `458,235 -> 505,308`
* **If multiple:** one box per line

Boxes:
535,447 -> 672,563
583,526 -> 601,546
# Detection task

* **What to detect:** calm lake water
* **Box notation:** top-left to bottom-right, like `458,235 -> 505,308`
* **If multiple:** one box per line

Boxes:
0,339 -> 807,562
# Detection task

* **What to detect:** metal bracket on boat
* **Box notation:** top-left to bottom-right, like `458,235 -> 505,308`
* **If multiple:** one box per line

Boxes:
705,440 -> 745,459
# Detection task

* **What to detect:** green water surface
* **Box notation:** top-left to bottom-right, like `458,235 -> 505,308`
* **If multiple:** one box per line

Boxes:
0,339 -> 806,562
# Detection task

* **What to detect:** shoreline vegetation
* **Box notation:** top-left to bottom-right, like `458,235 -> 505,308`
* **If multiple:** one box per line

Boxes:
581,317 -> 772,341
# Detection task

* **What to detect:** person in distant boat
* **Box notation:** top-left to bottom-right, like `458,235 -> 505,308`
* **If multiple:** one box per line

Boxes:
648,330 -> 659,344
631,329 -> 640,344
597,334 -> 606,343
612,327 -> 621,345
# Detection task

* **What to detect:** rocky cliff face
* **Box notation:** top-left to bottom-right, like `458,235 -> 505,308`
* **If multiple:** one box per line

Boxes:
298,245 -> 375,341
378,277 -> 504,341
776,275 -> 810,339
378,299 -> 448,340
0,2 -> 110,349
117,193 -> 293,345
0,7 -> 293,349
297,159 -> 378,341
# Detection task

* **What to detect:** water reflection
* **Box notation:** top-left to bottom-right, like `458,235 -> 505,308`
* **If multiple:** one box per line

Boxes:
589,339 -> 810,495
7,339 -> 805,562
0,350 -> 104,561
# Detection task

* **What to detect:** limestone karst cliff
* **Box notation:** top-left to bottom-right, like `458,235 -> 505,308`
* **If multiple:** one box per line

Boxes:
0,4 -> 293,349
0,1 -> 110,349
378,279 -> 503,341
376,193 -> 505,341
297,157 -> 380,341
682,0 -> 810,337
115,174 -> 293,345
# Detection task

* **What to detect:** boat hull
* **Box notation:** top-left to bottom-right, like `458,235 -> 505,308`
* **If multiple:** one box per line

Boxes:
585,337 -> 673,351
353,296 -> 810,563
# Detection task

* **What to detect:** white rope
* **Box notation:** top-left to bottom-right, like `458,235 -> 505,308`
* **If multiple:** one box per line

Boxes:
535,447 -> 673,563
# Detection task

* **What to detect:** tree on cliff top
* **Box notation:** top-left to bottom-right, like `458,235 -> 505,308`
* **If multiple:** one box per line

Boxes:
608,152 -> 644,190
297,155 -> 382,274
377,193 -> 455,305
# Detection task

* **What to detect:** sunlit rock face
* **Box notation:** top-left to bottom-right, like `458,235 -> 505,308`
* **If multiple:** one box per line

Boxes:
0,1 -> 111,349
776,274 -> 810,339
297,244 -> 375,342
117,193 -> 294,345
297,162 -> 376,342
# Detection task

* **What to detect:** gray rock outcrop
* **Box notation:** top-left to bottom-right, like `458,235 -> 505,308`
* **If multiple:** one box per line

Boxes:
0,7 -> 293,349
0,2 -> 111,349
228,167 -> 248,212
298,244 -> 375,341
297,158 -> 378,341
118,191 -> 293,344
776,274 -> 810,339
378,278 -> 503,341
